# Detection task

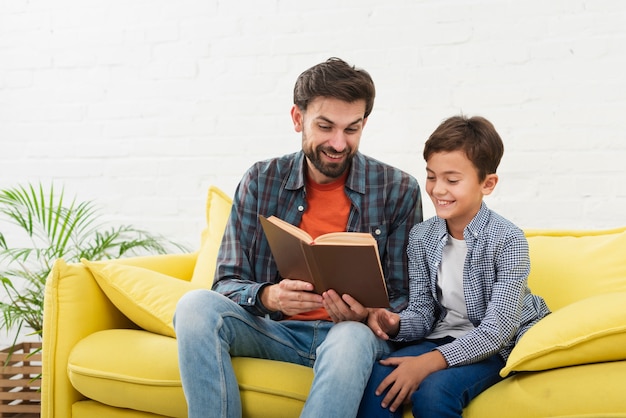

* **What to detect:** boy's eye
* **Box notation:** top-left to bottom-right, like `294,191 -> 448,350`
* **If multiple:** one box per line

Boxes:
448,179 -> 459,184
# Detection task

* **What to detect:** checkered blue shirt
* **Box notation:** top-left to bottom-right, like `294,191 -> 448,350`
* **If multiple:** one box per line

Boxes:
212,151 -> 423,318
396,203 -> 550,366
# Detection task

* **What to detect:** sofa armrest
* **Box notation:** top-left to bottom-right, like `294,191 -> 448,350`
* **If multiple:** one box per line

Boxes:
41,252 -> 197,418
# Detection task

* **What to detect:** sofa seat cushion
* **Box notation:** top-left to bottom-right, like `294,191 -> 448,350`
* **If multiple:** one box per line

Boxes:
68,329 -> 315,418
464,360 -> 626,417
68,329 -> 187,418
72,400 -> 168,417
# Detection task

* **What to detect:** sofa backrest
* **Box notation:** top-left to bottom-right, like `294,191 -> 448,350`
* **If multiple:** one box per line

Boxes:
525,226 -> 626,311
190,186 -> 233,287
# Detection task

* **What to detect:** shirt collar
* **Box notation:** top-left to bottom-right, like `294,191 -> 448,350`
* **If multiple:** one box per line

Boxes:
464,202 -> 490,240
434,201 -> 491,242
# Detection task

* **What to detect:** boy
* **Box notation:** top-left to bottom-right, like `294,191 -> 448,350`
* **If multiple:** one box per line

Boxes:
357,115 -> 550,417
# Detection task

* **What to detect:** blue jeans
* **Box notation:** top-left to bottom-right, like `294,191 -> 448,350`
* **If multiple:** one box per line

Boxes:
357,337 -> 505,418
174,289 -> 392,418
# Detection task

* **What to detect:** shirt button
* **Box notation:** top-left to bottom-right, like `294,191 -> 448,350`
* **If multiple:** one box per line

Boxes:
298,205 -> 304,212
247,297 -> 253,304
374,228 -> 381,235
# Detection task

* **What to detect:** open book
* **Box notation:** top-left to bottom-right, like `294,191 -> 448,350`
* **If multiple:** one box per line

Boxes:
259,215 -> 389,308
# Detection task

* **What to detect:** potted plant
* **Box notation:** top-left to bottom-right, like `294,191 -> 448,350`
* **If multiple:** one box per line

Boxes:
0,182 -> 187,414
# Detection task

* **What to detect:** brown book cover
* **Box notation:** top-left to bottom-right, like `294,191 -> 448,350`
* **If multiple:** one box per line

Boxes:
259,215 -> 389,308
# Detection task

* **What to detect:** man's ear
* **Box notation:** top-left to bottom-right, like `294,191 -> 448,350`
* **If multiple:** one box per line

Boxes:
291,105 -> 303,133
482,173 -> 498,196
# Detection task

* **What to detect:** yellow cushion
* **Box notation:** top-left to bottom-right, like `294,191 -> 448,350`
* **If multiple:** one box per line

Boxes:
68,329 -> 186,418
501,291 -> 626,377
525,226 -> 626,311
466,361 -> 626,418
82,259 -> 208,337
190,186 -> 232,287
68,330 -> 314,418
72,400 -> 164,418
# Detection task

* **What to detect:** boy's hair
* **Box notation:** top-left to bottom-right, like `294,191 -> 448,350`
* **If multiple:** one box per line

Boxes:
293,57 -> 376,118
424,115 -> 504,181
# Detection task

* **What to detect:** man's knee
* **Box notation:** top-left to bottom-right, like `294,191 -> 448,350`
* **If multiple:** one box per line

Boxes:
321,321 -> 384,359
175,289 -> 223,332
327,321 -> 373,342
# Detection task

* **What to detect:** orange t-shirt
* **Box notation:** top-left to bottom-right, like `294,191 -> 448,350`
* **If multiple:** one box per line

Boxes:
285,171 -> 351,321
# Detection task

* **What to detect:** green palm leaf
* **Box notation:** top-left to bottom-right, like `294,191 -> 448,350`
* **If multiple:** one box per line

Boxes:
0,182 -> 188,344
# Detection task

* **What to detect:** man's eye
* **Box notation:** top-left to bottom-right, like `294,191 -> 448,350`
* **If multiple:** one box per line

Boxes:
345,127 -> 358,134
318,125 -> 331,130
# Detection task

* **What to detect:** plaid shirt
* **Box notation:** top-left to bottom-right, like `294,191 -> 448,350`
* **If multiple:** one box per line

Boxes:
396,202 -> 550,366
213,151 -> 423,318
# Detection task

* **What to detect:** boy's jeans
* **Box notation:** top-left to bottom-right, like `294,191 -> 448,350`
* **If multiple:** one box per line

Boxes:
174,289 -> 392,418
358,337 -> 505,418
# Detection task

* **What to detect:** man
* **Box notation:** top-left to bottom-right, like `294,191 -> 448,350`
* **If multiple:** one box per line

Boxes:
174,57 -> 422,418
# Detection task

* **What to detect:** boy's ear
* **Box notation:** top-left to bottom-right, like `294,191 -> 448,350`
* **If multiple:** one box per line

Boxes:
482,173 -> 498,196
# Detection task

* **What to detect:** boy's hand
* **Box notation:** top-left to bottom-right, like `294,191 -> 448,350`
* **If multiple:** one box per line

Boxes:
377,351 -> 447,412
366,308 -> 400,340
322,290 -> 368,323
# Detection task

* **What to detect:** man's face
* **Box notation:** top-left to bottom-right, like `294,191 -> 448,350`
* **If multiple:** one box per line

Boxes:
291,97 -> 367,184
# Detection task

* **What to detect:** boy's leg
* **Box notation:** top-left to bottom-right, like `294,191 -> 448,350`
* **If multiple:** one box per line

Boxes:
410,353 -> 504,418
358,341 -> 439,418
174,289 -> 326,418
358,339 -> 504,418
301,321 -> 393,418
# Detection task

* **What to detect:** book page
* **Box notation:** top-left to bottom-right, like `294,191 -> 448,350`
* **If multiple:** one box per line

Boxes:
264,215 -> 313,243
313,231 -> 376,246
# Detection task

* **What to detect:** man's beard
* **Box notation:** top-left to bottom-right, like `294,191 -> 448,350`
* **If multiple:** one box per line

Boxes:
303,144 -> 354,179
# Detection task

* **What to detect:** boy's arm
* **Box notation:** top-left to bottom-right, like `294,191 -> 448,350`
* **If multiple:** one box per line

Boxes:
365,308 -> 400,340
393,222 -> 440,341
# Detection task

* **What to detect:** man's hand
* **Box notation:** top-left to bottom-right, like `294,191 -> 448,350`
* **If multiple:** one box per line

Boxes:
366,308 -> 400,340
376,351 -> 448,413
322,290 -> 368,323
260,279 -> 323,316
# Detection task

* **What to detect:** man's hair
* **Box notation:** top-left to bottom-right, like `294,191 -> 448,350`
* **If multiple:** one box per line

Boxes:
423,115 -> 504,182
293,57 -> 376,118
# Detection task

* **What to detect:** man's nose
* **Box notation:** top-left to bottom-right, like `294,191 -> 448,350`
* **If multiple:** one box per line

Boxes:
327,130 -> 347,152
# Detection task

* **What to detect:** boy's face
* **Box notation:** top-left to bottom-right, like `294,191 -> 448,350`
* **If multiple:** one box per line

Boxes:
425,150 -> 497,239
291,97 -> 367,184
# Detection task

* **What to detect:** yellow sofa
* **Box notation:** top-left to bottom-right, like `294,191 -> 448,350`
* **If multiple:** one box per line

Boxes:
42,186 -> 626,418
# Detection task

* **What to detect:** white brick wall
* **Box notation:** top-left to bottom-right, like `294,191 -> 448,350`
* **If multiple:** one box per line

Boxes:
1,0 -> 625,342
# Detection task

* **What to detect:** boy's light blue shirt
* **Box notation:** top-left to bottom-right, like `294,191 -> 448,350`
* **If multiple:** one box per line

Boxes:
397,202 -> 550,366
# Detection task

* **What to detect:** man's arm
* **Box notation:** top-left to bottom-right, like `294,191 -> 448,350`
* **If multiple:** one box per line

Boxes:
211,169 -> 278,317
212,155 -> 325,318
381,173 -> 423,313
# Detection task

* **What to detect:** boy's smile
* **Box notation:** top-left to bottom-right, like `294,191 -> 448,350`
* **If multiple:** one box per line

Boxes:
426,150 -> 497,239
